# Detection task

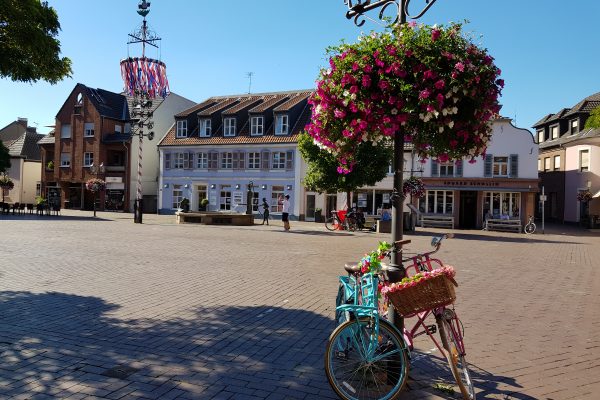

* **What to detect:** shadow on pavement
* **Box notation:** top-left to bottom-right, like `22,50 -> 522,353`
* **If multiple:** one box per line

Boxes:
0,291 -> 536,399
410,229 -> 585,245
0,214 -> 111,222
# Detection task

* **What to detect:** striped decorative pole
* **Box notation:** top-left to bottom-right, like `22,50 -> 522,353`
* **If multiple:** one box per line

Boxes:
135,132 -> 143,219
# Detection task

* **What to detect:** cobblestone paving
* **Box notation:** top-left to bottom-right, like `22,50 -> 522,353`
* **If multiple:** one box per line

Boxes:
1,210 -> 599,399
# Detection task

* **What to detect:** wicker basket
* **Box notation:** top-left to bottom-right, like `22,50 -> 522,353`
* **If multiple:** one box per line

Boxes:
387,274 -> 457,317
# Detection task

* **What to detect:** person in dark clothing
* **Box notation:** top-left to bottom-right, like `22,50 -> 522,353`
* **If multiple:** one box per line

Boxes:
261,198 -> 270,225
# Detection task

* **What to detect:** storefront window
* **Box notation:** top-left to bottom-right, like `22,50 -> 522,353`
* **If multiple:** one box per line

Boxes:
483,192 -> 520,219
220,185 -> 231,210
419,190 -> 453,215
172,185 -> 183,209
197,185 -> 207,209
271,185 -> 284,212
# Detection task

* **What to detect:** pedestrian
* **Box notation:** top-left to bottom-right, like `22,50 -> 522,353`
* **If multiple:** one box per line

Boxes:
261,197 -> 270,225
280,194 -> 291,231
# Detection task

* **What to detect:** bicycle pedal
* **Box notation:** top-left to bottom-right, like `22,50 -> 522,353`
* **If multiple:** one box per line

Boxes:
427,324 -> 437,334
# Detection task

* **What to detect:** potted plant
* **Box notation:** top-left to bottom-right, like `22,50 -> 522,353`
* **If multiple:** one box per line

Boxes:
314,208 -> 323,223
179,198 -> 190,213
199,198 -> 209,211
46,160 -> 54,171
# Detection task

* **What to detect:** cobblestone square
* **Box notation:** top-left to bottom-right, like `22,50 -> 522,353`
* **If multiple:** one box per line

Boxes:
1,211 -> 599,399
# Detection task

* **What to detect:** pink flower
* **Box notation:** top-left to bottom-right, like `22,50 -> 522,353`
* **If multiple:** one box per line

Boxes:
352,62 -> 360,71
455,62 -> 465,72
436,93 -> 445,108
423,70 -> 436,80
364,64 -> 373,73
496,79 -> 505,88
362,75 -> 371,88
408,21 -> 417,28
434,79 -> 445,90
419,89 -> 431,99
378,80 -> 390,90
431,29 -> 441,41
426,104 -> 435,113
334,109 -> 346,118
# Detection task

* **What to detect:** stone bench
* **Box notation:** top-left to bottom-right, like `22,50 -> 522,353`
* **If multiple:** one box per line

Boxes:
485,218 -> 521,233
176,211 -> 254,226
420,215 -> 454,229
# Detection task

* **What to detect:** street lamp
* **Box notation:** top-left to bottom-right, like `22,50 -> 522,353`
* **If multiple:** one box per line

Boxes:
89,162 -> 105,218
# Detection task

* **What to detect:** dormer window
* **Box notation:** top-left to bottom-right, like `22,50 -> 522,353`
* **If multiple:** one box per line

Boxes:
571,119 -> 578,134
224,118 -> 236,137
84,122 -> 95,137
199,119 -> 211,137
537,129 -> 544,143
176,120 -> 188,138
251,116 -> 264,136
74,93 -> 83,115
550,125 -> 558,140
275,114 -> 289,135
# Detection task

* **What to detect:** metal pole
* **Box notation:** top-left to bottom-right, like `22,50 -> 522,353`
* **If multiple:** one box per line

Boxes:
542,186 -> 545,234
135,132 -> 144,223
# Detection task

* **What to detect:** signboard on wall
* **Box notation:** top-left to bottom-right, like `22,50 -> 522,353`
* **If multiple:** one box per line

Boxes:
382,193 -> 390,204
358,193 -> 367,208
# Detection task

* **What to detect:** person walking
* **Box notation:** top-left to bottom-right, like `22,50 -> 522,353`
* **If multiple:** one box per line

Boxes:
281,194 -> 291,231
261,197 -> 270,225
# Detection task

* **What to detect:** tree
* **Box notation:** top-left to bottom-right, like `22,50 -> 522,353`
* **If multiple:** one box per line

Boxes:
298,131 -> 392,208
0,0 -> 72,84
584,106 -> 600,129
0,141 -> 10,173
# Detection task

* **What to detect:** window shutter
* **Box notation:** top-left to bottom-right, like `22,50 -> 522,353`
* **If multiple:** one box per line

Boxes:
431,160 -> 439,177
484,154 -> 493,177
261,150 -> 270,170
232,151 -> 239,169
165,153 -> 171,169
455,159 -> 463,177
510,154 -> 519,178
238,151 -> 245,170
183,152 -> 190,169
285,150 -> 294,170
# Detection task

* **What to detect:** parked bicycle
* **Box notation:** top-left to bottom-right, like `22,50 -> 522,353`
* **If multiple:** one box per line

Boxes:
325,208 -> 366,232
326,235 -> 475,400
524,215 -> 536,234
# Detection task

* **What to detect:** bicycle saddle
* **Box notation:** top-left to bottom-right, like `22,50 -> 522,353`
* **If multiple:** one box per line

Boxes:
344,262 -> 402,274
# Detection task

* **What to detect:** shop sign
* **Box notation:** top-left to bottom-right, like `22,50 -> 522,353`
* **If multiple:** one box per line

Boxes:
442,180 -> 500,187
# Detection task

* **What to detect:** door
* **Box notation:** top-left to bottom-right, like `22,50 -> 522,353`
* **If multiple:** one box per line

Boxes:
305,194 -> 316,221
459,191 -> 477,229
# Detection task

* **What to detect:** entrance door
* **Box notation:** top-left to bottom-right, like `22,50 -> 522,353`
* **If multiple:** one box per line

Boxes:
305,194 -> 316,221
459,191 -> 477,229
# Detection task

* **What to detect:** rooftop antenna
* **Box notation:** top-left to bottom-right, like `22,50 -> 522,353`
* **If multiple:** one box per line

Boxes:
246,72 -> 254,94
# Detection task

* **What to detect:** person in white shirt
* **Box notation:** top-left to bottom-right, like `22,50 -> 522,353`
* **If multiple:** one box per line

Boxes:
281,194 -> 291,231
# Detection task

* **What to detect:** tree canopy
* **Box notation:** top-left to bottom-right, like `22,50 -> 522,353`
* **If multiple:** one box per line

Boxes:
584,106 -> 600,130
0,0 -> 72,84
0,141 -> 11,173
298,132 -> 392,208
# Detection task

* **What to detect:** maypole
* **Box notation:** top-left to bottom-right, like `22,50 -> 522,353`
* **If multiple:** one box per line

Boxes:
120,0 -> 169,223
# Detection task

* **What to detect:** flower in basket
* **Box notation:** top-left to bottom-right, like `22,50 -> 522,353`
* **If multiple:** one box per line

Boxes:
306,22 -> 503,173
85,178 -> 106,193
577,190 -> 593,202
402,176 -> 425,198
358,241 -> 392,274
0,175 -> 15,190
381,265 -> 456,296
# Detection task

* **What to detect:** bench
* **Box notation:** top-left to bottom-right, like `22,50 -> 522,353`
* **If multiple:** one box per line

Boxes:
176,211 -> 254,226
485,218 -> 522,233
420,215 -> 454,229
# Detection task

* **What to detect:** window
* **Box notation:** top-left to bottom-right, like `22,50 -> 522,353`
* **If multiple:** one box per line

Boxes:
272,152 -> 286,169
275,115 -> 289,135
84,123 -> 95,137
537,129 -> 544,143
538,158 -> 542,172
271,185 -> 285,212
176,120 -> 188,138
220,185 -> 232,210
553,155 -> 560,171
544,157 -> 551,172
224,118 -> 236,136
172,185 -> 183,209
418,190 -> 453,215
197,185 -> 207,209
84,152 -> 94,167
174,153 -> 185,169
221,152 -> 233,169
250,116 -> 264,136
493,156 -> 509,176
483,192 -> 521,219
571,119 -> 579,134
196,152 -> 208,169
580,149 -> 589,172
439,162 -> 455,177
551,125 -> 558,140
199,119 -> 211,137
115,125 -> 122,133
60,153 -> 71,167
60,124 -> 71,139
248,152 -> 261,169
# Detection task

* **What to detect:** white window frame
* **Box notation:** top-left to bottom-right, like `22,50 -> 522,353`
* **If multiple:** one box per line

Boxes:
174,152 -> 185,169
484,192 -> 521,219
250,116 -> 264,136
224,118 -> 236,137
271,186 -> 285,212
275,115 -> 289,135
550,125 -> 558,140
493,156 -> 509,177
579,149 -> 590,172
419,190 -> 454,215
196,152 -> 208,169
84,122 -> 95,137
571,119 -> 578,134
248,152 -> 261,169
221,152 -> 233,169
220,185 -> 232,210
538,158 -> 542,172
84,152 -> 94,167
60,124 -> 71,139
60,153 -> 71,167
544,157 -> 551,172
172,185 -> 183,209
537,129 -> 544,143
439,162 -> 455,177
553,155 -> 560,171
176,120 -> 188,138
272,152 -> 286,169
199,119 -> 211,137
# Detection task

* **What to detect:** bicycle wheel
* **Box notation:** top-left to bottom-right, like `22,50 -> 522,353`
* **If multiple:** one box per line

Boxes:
325,217 -> 340,231
325,317 -> 409,400
437,314 -> 476,400
524,222 -> 536,234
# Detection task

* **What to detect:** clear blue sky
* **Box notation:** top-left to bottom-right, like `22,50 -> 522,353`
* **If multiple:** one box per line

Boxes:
2,0 -> 600,135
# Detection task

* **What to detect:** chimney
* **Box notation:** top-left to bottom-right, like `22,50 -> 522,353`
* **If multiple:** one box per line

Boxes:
17,117 -> 28,128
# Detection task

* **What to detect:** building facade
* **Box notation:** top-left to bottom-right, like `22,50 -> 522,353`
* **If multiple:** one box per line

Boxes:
534,92 -> 600,223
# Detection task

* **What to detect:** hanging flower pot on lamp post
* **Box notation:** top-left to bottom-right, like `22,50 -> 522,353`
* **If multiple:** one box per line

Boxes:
86,162 -> 106,217
0,175 -> 14,203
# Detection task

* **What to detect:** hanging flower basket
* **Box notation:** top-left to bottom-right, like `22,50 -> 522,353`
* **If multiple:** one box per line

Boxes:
403,176 -> 425,198
577,190 -> 593,202
0,176 -> 15,190
381,266 -> 457,316
85,178 -> 106,193
306,22 -> 503,173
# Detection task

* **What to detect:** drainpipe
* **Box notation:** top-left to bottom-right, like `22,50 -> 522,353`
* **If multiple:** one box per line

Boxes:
122,141 -> 129,212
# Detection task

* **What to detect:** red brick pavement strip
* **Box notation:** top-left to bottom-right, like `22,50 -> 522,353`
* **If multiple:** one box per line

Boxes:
1,210 -> 599,399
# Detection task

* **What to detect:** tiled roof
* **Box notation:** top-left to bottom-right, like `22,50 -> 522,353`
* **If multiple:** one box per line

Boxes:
175,99 -> 216,118
81,84 -> 129,120
543,108 -> 570,124
274,91 -> 313,112
8,132 -> 44,160
539,127 -> 600,149
37,131 -> 55,145
160,125 -> 299,146
198,98 -> 239,116
222,97 -> 262,115
532,114 -> 554,128
535,92 -> 600,127
248,95 -> 287,113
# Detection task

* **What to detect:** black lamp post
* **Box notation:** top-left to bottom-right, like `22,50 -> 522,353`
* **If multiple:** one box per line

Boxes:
342,0 -> 439,329
89,162 -> 105,218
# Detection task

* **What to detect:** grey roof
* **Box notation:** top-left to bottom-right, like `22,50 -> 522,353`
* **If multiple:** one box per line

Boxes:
37,132 -> 55,145
532,114 -> 554,128
539,127 -> 600,149
58,83 -> 130,121
563,92 -> 600,118
7,132 -> 44,160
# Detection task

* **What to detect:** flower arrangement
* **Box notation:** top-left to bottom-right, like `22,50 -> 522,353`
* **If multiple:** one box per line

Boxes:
85,178 -> 106,192
381,265 -> 456,296
0,175 -> 15,190
358,241 -> 392,274
403,176 -> 425,198
306,22 -> 503,173
577,190 -> 593,202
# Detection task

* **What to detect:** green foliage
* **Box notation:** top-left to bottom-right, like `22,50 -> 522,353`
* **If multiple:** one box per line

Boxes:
200,198 -> 209,207
0,141 -> 10,173
35,195 -> 45,205
298,131 -> 392,202
0,0 -> 72,84
584,106 -> 600,129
